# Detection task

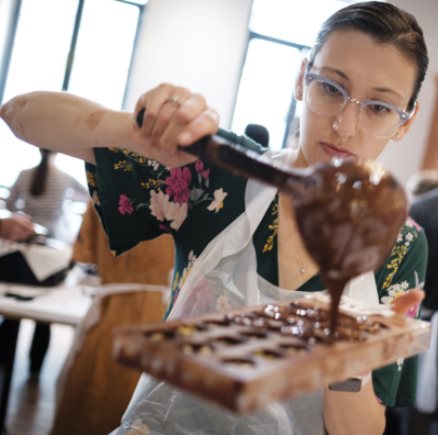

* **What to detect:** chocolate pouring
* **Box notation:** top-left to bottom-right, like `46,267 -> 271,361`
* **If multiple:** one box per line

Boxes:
114,120 -> 424,411
181,136 -> 408,336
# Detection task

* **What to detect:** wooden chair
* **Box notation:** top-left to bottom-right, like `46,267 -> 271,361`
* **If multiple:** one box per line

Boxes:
50,284 -> 169,435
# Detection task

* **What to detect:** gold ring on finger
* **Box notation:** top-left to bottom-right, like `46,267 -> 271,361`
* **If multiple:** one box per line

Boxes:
163,95 -> 181,108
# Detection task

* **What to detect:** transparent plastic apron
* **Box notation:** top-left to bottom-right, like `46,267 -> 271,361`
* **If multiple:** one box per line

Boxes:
112,149 -> 378,435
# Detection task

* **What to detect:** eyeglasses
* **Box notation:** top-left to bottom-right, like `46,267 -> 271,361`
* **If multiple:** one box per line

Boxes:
304,72 -> 415,138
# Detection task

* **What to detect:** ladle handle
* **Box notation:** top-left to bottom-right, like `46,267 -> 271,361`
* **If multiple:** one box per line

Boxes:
136,108 -> 304,194
181,135 -> 305,193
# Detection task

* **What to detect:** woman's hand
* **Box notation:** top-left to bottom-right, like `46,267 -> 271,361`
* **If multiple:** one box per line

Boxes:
391,288 -> 424,316
133,83 -> 220,167
0,84 -> 218,167
0,214 -> 35,242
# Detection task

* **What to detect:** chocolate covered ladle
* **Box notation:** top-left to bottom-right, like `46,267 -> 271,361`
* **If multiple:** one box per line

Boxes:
136,111 -> 408,337
184,137 -> 407,336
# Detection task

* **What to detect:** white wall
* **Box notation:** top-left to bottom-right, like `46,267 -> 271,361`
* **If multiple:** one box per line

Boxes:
379,0 -> 438,185
125,0 -> 253,127
126,0 -> 438,186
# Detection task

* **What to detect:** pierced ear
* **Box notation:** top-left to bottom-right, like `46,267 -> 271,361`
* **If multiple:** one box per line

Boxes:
393,101 -> 420,142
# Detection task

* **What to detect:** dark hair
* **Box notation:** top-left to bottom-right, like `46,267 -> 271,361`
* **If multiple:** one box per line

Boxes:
308,1 -> 429,111
412,179 -> 438,196
30,149 -> 52,196
407,170 -> 438,197
244,124 -> 270,147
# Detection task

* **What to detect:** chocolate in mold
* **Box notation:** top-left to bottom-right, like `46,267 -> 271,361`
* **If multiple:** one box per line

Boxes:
180,342 -> 213,356
113,296 -> 430,414
182,137 -> 407,336
220,357 -> 256,369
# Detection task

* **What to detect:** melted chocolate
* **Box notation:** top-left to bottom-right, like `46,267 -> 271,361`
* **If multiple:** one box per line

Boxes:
229,300 -> 382,345
182,137 -> 407,336
292,159 -> 407,335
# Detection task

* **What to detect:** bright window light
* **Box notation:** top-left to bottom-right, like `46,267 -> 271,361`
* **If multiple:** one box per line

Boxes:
0,0 -> 141,189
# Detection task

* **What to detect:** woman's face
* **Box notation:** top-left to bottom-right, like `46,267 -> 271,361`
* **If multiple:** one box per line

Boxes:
294,29 -> 418,167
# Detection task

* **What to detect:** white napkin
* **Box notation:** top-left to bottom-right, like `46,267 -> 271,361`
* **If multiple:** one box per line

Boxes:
0,238 -> 72,281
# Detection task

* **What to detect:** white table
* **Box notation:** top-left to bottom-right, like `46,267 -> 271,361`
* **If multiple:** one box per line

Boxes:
0,283 -> 91,325
0,280 -> 93,432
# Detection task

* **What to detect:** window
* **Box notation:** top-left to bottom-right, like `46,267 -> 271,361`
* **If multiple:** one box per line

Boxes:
231,0 -> 363,150
0,0 -> 146,188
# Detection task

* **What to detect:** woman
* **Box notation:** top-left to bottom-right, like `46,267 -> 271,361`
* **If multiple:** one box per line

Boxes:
0,2 -> 429,433
6,148 -> 89,244
3,148 -> 88,375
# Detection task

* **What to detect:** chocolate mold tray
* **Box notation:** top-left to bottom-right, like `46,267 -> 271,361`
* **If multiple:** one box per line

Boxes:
112,295 -> 431,414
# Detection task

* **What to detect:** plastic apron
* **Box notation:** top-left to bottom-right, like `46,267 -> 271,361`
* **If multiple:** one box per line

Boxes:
111,149 -> 379,435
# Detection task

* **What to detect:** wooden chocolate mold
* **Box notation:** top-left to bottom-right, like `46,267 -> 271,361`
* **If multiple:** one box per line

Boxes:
112,296 -> 431,414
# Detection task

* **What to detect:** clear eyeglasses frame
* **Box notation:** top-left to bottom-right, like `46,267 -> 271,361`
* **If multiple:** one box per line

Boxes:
303,71 -> 415,139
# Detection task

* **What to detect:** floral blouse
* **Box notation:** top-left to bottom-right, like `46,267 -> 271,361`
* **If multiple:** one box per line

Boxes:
86,128 -> 427,407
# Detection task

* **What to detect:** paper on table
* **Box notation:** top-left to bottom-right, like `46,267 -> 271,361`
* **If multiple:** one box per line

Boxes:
0,282 -> 56,299
0,238 -> 72,281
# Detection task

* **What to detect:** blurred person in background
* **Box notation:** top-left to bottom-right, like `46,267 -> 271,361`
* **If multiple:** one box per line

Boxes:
1,148 -> 88,376
405,170 -> 438,435
0,213 -> 34,367
6,149 -> 88,243
408,170 -> 438,319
